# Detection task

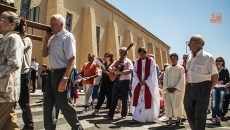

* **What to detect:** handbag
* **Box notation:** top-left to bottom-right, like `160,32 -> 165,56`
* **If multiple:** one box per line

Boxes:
0,75 -> 10,92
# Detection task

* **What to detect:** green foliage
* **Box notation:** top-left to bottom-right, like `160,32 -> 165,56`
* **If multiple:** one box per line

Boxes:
0,0 -> 14,7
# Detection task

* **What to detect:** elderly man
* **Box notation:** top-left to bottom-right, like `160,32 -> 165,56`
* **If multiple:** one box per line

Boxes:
42,14 -> 83,130
184,34 -> 218,130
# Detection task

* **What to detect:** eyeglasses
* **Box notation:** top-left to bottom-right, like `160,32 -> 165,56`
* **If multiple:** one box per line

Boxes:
216,60 -> 223,62
0,17 -> 8,22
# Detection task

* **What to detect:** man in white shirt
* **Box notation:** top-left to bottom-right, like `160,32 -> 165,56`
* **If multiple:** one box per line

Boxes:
184,34 -> 219,130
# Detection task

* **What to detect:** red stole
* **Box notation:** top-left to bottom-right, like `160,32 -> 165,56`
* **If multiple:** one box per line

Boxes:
132,56 -> 152,109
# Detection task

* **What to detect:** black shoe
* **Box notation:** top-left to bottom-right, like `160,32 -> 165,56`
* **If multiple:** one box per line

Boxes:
30,91 -> 35,93
165,121 -> 173,128
176,118 -> 181,125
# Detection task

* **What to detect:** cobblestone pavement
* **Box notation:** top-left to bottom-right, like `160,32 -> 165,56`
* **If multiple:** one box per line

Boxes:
15,91 -> 230,130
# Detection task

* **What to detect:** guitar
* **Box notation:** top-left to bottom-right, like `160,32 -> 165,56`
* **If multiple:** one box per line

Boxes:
108,43 -> 134,81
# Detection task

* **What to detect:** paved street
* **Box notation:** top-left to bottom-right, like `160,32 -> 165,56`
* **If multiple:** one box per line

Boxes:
15,90 -> 230,130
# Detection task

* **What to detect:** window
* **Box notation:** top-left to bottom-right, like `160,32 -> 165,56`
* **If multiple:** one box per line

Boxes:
29,6 -> 40,22
66,13 -> 72,31
96,26 -> 100,55
20,0 -> 31,19
118,36 -> 121,45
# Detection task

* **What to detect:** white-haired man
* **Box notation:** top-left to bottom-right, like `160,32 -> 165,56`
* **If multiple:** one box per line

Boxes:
42,14 -> 83,130
184,34 -> 218,130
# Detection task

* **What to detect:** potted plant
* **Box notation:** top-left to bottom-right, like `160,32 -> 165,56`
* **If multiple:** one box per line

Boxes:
0,0 -> 17,14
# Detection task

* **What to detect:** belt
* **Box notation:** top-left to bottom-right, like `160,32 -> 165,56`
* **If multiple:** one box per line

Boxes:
115,79 -> 130,82
187,80 -> 211,87
50,68 -> 66,73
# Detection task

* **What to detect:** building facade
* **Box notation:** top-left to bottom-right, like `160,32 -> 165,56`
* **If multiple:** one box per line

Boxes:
14,0 -> 170,70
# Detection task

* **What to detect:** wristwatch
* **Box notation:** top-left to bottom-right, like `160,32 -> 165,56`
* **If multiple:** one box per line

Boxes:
63,76 -> 69,80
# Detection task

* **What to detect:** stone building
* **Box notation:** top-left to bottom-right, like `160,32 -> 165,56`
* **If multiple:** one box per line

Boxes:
14,0 -> 170,70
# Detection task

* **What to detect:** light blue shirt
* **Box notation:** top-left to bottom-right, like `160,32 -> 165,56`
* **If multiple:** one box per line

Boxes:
48,29 -> 76,69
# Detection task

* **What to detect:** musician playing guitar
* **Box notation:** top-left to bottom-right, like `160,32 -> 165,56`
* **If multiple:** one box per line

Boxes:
103,47 -> 134,120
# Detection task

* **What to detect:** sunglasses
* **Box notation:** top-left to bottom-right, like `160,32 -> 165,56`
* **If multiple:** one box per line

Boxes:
216,60 -> 223,62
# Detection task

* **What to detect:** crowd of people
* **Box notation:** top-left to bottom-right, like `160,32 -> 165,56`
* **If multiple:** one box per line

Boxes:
0,11 -> 229,130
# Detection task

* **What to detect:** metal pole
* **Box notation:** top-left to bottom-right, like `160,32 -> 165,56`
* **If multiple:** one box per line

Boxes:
186,41 -> 189,53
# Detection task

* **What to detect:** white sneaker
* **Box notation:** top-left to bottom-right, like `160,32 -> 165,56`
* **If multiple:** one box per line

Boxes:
83,107 -> 88,113
72,103 -> 77,107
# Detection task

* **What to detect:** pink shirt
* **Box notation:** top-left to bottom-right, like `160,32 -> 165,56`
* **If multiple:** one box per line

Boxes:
110,57 -> 133,80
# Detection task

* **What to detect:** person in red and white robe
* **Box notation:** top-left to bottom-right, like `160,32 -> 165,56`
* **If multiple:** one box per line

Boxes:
130,47 -> 160,123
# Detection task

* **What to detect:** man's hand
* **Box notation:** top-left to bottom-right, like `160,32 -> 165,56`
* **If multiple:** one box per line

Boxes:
167,88 -> 177,93
114,70 -> 121,75
139,81 -> 146,86
45,31 -> 53,40
58,79 -> 67,92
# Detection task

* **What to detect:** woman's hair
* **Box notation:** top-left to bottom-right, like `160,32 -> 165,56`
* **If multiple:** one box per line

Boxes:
42,64 -> 47,69
104,52 -> 114,63
216,57 -> 226,69
4,11 -> 27,36
18,17 -> 27,37
32,57 -> 37,62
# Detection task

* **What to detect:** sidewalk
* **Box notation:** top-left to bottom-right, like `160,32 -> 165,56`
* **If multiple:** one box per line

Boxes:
30,89 -> 85,97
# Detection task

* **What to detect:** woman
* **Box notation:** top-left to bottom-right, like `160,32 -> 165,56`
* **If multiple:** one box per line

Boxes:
40,64 -> 50,96
30,57 -> 39,93
92,52 -> 114,115
0,11 -> 24,130
163,53 -> 185,128
211,57 -> 229,125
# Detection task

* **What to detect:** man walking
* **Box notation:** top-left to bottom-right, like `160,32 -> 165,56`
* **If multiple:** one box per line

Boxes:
184,34 -> 218,130
42,14 -> 83,130
130,47 -> 160,123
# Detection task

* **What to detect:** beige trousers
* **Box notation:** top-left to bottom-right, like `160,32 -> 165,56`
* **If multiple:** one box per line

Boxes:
0,102 -> 19,130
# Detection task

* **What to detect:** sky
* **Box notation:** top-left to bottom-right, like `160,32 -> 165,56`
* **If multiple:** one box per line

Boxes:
106,0 -> 230,68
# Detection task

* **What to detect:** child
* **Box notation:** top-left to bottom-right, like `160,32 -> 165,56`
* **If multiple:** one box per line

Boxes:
71,68 -> 79,106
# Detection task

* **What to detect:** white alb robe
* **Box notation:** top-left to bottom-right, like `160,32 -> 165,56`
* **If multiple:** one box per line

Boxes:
131,58 -> 160,123
163,63 -> 185,118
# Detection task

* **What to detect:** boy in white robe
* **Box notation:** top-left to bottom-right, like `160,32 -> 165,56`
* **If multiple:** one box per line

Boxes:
163,53 -> 185,127
130,47 -> 160,124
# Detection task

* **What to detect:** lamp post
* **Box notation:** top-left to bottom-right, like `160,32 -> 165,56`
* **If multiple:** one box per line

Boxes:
186,41 -> 189,53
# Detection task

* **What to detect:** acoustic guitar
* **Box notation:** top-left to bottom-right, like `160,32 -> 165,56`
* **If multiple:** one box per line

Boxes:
108,43 -> 133,81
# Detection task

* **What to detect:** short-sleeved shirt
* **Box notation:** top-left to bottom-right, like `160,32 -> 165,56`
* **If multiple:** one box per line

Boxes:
110,57 -> 133,80
48,29 -> 76,69
21,37 -> 32,74
186,49 -> 218,83
81,62 -> 98,85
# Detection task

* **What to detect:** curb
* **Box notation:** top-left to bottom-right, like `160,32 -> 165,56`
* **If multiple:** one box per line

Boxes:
30,92 -> 85,98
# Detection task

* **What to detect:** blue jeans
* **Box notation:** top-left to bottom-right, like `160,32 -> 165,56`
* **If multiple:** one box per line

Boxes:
211,87 -> 226,118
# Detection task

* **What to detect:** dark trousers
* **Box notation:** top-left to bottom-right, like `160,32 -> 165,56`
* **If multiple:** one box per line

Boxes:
222,94 -> 230,117
184,81 -> 211,130
95,80 -> 113,109
108,80 -> 130,118
19,72 -> 34,129
43,69 -> 83,130
31,75 -> 36,92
